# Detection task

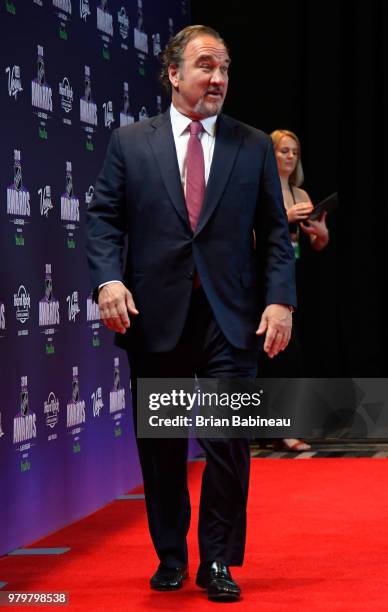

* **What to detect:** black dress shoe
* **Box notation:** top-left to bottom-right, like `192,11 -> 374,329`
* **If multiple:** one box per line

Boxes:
196,562 -> 241,601
150,563 -> 188,591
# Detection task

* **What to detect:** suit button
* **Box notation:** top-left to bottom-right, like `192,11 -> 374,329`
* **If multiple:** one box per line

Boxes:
186,272 -> 193,280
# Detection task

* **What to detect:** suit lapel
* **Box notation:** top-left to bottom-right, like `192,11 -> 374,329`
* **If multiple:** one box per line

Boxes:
195,114 -> 243,236
147,111 -> 190,228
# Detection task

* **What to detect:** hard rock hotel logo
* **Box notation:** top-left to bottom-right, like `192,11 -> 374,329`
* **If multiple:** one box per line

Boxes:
118,5 -> 129,50
39,264 -> 60,354
59,76 -> 73,125
31,45 -> 53,139
5,64 -> 23,99
14,284 -> 31,337
120,82 -> 134,127
7,149 -> 31,246
44,391 -> 60,441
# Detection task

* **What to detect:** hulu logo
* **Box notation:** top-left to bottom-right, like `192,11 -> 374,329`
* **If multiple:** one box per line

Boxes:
5,1 -> 16,15
115,426 -> 122,438
46,344 -> 55,355
67,238 -> 76,249
39,126 -> 48,140
92,336 -> 100,347
15,234 -> 24,246
73,442 -> 81,453
102,47 -> 110,60
139,67 -> 145,77
21,459 -> 31,472
59,28 -> 68,40
85,140 -> 94,152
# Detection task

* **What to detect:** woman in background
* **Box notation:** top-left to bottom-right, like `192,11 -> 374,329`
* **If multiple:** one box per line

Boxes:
261,129 -> 329,451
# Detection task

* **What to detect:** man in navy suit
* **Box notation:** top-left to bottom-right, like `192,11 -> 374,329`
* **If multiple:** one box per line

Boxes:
86,25 -> 296,602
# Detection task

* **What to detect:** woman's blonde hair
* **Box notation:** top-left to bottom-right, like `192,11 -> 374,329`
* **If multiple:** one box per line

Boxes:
270,129 -> 304,187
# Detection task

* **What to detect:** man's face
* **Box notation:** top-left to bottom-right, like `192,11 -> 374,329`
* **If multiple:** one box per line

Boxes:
169,35 -> 230,119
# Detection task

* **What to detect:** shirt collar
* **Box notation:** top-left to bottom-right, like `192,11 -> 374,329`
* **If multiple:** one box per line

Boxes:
170,103 -> 217,137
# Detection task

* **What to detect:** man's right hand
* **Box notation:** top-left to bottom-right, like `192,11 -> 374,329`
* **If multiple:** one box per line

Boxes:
98,281 -> 139,334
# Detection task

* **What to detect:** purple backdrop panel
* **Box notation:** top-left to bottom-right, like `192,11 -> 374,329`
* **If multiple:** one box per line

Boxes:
0,0 -> 191,557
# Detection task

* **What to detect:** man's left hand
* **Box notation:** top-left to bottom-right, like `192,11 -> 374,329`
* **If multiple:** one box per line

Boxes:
256,304 -> 292,358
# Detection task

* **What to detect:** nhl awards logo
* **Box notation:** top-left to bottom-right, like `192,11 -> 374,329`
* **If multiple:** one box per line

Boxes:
5,64 -> 23,99
7,150 -> 31,246
14,284 -> 31,336
110,357 -> 126,414
38,185 -> 54,217
31,45 -> 53,139
134,0 -> 148,55
152,33 -> 161,57
103,100 -> 114,129
61,162 -> 80,248
97,0 -> 113,35
7,150 -> 31,218
39,264 -> 60,354
13,376 -> 37,460
44,391 -> 60,441
66,290 -> 80,322
91,386 -> 104,417
80,0 -> 91,21
97,0 -> 113,58
53,0 -> 72,15
86,292 -> 101,347
117,6 -> 129,50
67,367 -> 86,454
80,66 -> 97,150
120,82 -> 134,126
59,76 -> 73,125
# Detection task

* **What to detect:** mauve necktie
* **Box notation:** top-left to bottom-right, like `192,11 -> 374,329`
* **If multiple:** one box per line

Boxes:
185,121 -> 205,231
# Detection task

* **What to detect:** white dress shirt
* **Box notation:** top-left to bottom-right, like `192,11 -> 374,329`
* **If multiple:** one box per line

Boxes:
170,102 -> 217,191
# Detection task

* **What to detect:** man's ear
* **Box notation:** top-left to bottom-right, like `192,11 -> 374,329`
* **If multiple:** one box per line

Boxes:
168,64 -> 180,90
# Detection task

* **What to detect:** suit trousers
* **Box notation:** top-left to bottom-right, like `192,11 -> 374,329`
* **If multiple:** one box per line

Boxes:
127,286 -> 258,568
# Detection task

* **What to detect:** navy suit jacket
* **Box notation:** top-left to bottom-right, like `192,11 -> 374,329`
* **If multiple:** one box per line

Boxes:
85,110 -> 296,352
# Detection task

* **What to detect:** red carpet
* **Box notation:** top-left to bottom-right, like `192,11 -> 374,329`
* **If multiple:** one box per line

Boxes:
2,458 -> 388,610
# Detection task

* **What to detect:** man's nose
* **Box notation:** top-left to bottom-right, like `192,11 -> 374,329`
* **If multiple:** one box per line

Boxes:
210,69 -> 226,85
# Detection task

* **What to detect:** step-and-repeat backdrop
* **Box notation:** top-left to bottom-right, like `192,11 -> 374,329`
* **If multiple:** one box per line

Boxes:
0,0 -> 190,556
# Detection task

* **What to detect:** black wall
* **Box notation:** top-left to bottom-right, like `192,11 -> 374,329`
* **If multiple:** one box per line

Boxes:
192,0 -> 387,376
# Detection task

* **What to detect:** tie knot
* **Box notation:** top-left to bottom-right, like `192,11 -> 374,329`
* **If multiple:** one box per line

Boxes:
189,121 -> 203,137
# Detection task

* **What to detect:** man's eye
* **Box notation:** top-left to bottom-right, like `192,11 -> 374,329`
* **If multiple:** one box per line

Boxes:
200,64 -> 211,70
